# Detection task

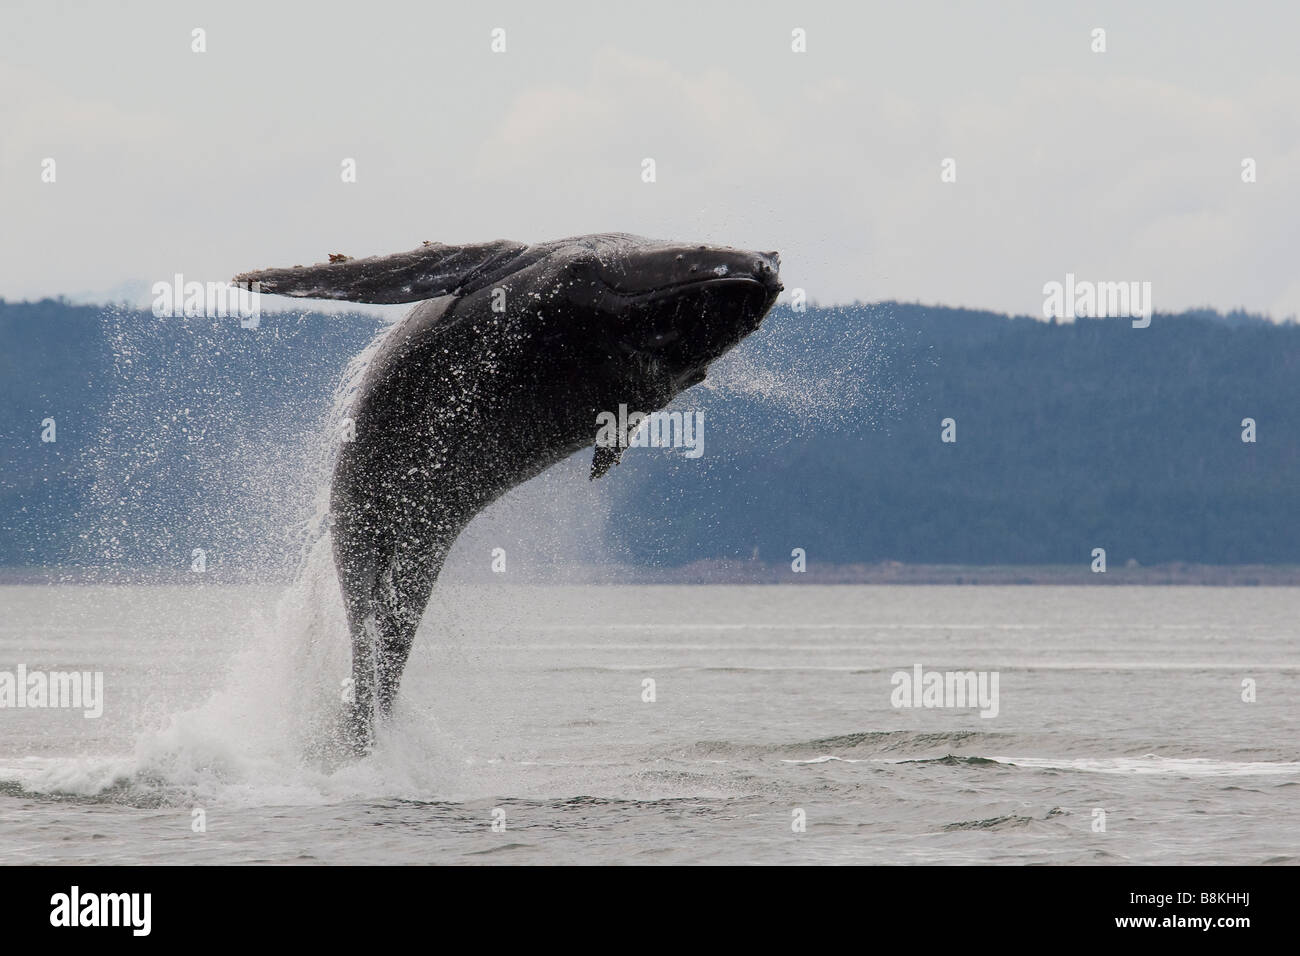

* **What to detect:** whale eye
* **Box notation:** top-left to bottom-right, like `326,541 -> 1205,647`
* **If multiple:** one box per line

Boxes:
713,265 -> 728,276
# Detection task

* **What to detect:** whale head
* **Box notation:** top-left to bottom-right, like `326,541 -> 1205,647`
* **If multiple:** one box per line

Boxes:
560,236 -> 783,388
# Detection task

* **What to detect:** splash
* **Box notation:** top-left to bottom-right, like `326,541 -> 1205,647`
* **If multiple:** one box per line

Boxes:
27,312 -> 475,804
698,303 -> 917,436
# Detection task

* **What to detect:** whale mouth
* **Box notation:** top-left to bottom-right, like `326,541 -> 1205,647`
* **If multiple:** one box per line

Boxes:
598,273 -> 782,303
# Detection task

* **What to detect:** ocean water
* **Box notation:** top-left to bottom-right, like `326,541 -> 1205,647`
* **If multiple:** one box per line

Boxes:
0,582 -> 1296,865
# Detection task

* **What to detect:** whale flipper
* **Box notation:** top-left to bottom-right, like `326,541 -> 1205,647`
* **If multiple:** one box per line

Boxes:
232,239 -> 529,303
590,443 -> 624,480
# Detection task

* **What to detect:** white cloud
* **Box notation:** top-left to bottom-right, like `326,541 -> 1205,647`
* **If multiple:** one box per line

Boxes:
2,4 -> 1298,318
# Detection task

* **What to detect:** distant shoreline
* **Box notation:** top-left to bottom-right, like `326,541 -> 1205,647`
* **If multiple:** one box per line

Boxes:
3,562 -> 1300,586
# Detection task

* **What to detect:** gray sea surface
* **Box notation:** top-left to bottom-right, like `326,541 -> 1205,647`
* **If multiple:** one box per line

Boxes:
0,583 -> 1296,864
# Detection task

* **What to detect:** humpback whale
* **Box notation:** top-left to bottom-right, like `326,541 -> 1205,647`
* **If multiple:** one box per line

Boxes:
234,234 -> 782,752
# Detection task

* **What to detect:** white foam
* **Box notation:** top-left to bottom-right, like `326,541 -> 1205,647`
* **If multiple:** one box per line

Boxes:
986,755 -> 1300,777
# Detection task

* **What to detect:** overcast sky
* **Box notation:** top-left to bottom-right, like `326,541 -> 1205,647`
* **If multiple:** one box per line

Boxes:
3,0 -> 1298,318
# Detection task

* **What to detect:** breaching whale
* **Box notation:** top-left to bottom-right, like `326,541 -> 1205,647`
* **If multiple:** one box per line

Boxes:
234,234 -> 782,753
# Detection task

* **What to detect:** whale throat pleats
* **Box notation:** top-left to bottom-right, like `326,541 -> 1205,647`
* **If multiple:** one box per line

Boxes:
231,239 -> 529,304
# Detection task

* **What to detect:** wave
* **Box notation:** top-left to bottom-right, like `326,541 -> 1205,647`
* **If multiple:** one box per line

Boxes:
983,755 -> 1300,777
674,732 -> 1300,780
679,730 -> 1013,763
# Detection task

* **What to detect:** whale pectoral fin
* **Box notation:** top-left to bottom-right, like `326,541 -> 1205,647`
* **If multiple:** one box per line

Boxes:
232,239 -> 529,303
590,443 -> 624,480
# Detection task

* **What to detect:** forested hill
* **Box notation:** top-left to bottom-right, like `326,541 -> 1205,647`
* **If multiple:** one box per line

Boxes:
1,297 -> 1296,571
